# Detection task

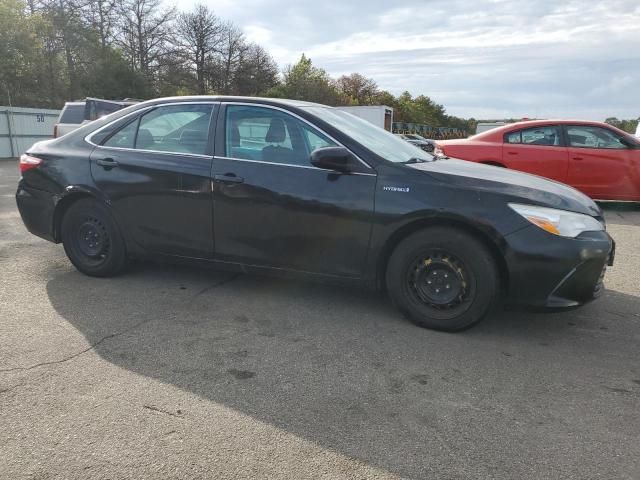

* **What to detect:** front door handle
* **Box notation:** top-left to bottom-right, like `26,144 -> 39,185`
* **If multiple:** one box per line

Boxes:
507,151 -> 518,155
97,158 -> 119,168
213,173 -> 244,184
573,156 -> 584,161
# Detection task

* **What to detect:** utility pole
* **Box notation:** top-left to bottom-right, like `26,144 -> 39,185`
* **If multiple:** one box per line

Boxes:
6,89 -> 16,158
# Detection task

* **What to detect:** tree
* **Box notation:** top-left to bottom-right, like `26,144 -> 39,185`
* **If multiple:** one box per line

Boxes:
335,73 -> 378,105
0,0 -> 46,106
268,54 -> 339,105
117,0 -> 176,92
174,4 -> 223,94
233,43 -> 279,96
84,0 -> 118,49
605,117 -> 639,134
214,22 -> 247,94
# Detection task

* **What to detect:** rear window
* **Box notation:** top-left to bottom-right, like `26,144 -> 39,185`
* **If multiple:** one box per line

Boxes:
59,104 -> 85,124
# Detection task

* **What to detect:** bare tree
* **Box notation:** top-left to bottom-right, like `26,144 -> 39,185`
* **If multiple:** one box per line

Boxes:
174,4 -> 223,94
216,22 -> 248,95
84,0 -> 118,49
117,0 -> 175,89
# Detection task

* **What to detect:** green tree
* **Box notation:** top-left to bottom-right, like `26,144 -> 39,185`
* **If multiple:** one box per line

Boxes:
268,54 -> 339,105
335,72 -> 378,105
605,117 -> 639,134
0,0 -> 46,106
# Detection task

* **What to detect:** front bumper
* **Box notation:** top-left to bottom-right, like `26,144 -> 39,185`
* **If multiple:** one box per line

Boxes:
503,225 -> 614,309
15,180 -> 57,242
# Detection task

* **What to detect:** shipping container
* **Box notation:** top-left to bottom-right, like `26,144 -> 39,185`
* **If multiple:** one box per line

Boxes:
0,106 -> 60,158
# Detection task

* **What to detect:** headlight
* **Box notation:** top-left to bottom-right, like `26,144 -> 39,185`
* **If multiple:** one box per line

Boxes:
508,203 -> 604,238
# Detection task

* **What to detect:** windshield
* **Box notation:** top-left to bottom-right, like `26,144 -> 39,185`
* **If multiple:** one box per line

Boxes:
303,106 -> 434,163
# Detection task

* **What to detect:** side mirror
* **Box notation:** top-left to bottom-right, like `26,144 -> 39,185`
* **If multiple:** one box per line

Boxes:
310,147 -> 352,173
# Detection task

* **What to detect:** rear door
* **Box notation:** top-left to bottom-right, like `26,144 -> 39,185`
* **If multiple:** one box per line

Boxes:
565,124 -> 636,200
89,102 -> 217,257
502,125 -> 569,182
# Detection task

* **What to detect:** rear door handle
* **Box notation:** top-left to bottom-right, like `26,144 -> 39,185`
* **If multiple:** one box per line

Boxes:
573,156 -> 584,161
213,173 -> 244,184
97,158 -> 118,168
507,151 -> 518,155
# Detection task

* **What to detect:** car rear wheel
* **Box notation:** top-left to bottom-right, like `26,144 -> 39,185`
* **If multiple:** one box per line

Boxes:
386,227 -> 499,331
61,199 -> 127,277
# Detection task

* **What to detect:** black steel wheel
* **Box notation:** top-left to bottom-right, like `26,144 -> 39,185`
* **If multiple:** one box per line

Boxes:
61,198 -> 127,277
386,227 -> 499,331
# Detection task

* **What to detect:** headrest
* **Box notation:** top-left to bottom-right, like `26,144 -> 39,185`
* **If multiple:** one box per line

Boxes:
265,118 -> 286,143
180,129 -> 206,143
230,123 -> 240,146
136,128 -> 154,149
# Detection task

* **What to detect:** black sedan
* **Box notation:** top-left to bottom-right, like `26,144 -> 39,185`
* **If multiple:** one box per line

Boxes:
16,96 -> 614,331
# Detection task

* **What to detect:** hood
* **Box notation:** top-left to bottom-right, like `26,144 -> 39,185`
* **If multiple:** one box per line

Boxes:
408,159 -> 601,217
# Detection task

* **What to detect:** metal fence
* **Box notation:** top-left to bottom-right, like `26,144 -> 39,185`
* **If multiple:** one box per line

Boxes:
0,106 -> 60,158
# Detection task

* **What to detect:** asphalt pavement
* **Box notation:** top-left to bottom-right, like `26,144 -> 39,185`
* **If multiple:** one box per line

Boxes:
1,158 -> 639,479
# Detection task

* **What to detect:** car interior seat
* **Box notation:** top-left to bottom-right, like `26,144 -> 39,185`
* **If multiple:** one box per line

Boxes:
136,128 -> 155,149
179,129 -> 207,154
262,118 -> 296,164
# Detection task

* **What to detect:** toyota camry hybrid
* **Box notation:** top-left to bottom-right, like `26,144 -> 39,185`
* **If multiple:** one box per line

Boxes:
16,96 -> 615,331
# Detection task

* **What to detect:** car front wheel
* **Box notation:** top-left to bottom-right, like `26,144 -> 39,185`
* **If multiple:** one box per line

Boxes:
61,198 -> 128,277
386,227 -> 499,331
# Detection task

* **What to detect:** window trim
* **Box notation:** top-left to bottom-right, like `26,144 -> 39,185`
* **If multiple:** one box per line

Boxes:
503,124 -> 564,148
563,124 -> 630,150
219,101 -> 374,171
84,101 -> 219,158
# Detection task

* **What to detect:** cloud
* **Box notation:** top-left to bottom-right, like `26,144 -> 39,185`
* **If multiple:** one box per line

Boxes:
182,0 -> 640,120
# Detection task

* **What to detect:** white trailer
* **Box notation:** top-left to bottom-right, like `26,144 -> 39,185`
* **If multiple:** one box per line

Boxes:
475,122 -> 507,135
335,105 -> 394,131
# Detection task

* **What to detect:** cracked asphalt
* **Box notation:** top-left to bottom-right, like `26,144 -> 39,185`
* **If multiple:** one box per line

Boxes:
1,158 -> 640,479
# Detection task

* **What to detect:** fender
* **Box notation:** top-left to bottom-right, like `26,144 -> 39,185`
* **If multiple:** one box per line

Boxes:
52,185 -> 126,244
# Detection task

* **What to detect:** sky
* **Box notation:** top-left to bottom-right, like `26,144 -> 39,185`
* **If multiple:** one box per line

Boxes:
184,0 -> 639,120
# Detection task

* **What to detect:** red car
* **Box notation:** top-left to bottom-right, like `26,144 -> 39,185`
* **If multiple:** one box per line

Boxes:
436,120 -> 640,201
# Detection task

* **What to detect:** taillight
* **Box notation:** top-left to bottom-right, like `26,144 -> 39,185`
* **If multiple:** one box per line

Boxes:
53,125 -> 58,138
19,154 -> 43,173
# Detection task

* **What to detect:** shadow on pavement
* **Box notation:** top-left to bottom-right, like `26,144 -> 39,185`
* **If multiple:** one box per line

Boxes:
46,263 -> 640,479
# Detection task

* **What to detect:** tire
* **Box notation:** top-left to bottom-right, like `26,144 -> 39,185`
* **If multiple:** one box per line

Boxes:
61,198 -> 128,277
386,227 -> 499,332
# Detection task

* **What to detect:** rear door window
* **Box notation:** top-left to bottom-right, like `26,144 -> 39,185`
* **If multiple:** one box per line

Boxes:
59,104 -> 85,124
505,126 -> 561,146
101,104 -> 213,155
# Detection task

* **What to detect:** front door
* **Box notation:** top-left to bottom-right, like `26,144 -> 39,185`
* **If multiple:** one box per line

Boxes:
211,104 -> 377,277
90,103 -> 217,257
564,124 -> 636,200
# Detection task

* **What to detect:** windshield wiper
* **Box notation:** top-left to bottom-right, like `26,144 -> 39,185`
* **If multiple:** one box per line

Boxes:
401,156 -> 435,164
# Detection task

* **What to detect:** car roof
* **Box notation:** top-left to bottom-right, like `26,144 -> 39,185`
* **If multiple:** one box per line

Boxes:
472,119 -> 630,141
136,95 -> 328,109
